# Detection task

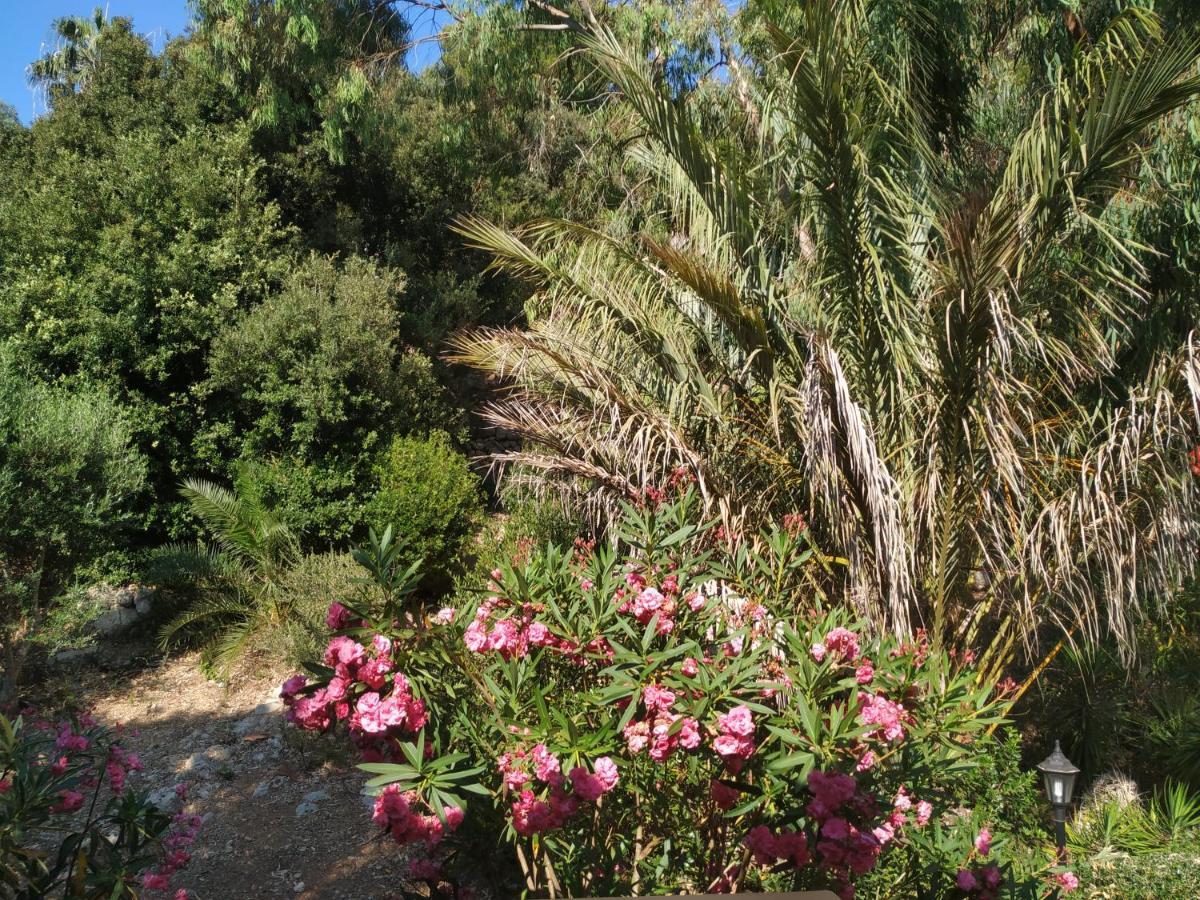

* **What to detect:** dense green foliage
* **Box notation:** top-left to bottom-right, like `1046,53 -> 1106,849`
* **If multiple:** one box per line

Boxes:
4,2 -> 1200,895
366,430 -> 483,589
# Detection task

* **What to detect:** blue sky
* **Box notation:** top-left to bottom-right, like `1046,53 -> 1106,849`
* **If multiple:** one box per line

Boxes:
0,1 -> 448,124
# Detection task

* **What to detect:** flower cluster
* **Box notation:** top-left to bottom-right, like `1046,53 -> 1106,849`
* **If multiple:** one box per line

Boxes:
858,693 -> 908,743
500,745 -> 619,836
281,625 -> 427,762
711,704 -> 756,771
1189,445 -> 1200,477
372,785 -> 464,847
622,684 -> 701,762
742,771 -> 941,899
1,710 -> 195,898
463,591 -> 606,662
954,829 -> 1003,900
141,809 -> 201,893
616,570 -> 685,634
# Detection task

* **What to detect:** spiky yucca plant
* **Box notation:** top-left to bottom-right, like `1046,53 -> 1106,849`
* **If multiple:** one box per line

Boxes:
450,3 -> 1200,662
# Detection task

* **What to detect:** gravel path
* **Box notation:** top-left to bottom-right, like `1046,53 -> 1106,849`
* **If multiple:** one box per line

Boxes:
80,652 -> 416,899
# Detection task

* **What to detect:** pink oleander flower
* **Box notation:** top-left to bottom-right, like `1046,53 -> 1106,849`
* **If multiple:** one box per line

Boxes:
142,872 -> 171,891
981,866 -> 1001,889
956,869 -> 978,891
687,593 -> 705,612
324,636 -> 366,671
531,744 -> 561,784
433,606 -> 456,625
527,621 -> 553,646
825,627 -> 860,663
280,674 -> 306,699
893,787 -> 912,812
915,800 -> 933,826
643,684 -> 676,712
594,756 -> 619,791
326,602 -> 352,630
464,619 -> 488,652
51,789 -> 84,814
1054,872 -> 1079,892
681,656 -> 699,677
811,642 -> 827,662
623,720 -> 650,754
106,760 -> 127,792
710,779 -> 740,810
678,716 -> 701,750
718,705 -> 755,738
855,750 -> 875,772
859,693 -> 907,742
974,827 -> 992,856
855,661 -> 874,685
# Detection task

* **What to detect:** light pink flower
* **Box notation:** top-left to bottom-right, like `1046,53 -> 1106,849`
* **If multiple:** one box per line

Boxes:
1054,872 -> 1079,892
974,827 -> 992,856
811,642 -> 827,662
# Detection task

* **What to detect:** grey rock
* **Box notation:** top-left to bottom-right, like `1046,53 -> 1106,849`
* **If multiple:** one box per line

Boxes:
302,789 -> 330,803
252,782 -> 270,798
88,606 -> 141,638
205,744 -> 232,764
294,800 -> 320,817
50,648 -> 96,667
147,785 -> 181,812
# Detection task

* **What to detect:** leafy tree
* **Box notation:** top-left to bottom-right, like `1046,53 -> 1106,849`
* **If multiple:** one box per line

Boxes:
199,254 -> 461,543
0,20 -> 297,536
0,349 -> 146,698
452,7 -> 1200,663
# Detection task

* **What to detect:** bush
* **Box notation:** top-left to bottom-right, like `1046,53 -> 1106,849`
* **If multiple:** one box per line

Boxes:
202,254 -> 460,465
281,487 -> 1069,898
0,710 -> 197,896
1076,853 -> 1200,899
365,431 -> 482,591
0,355 -> 146,698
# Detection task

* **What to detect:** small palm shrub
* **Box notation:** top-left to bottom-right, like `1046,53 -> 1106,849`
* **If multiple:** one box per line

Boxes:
280,487 -> 1071,898
365,431 -> 482,591
151,478 -> 299,676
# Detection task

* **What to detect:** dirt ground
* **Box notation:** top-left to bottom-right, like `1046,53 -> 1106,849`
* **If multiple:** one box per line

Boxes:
79,651 -> 430,900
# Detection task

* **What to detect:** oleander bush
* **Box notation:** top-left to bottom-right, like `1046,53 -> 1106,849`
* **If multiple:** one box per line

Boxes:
0,710 -> 197,897
281,486 -> 1073,898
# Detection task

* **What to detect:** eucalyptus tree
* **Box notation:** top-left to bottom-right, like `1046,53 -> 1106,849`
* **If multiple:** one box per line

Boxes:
451,2 -> 1200,663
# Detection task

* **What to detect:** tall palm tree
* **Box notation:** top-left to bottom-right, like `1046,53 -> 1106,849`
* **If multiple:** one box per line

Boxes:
450,2 -> 1200,663
27,7 -> 109,95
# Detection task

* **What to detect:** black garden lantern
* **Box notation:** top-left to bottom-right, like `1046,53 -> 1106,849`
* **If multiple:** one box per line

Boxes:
1036,740 -> 1080,855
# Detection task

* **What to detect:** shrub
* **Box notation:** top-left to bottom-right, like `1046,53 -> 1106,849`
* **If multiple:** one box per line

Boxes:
0,355 -> 146,699
0,710 -> 197,896
202,254 -> 460,465
364,431 -> 482,591
1075,853 -> 1200,899
281,487 -> 1070,898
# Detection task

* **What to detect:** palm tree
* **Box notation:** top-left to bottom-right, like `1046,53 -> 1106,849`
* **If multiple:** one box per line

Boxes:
153,478 -> 299,676
450,3 -> 1200,664
27,8 -> 109,96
